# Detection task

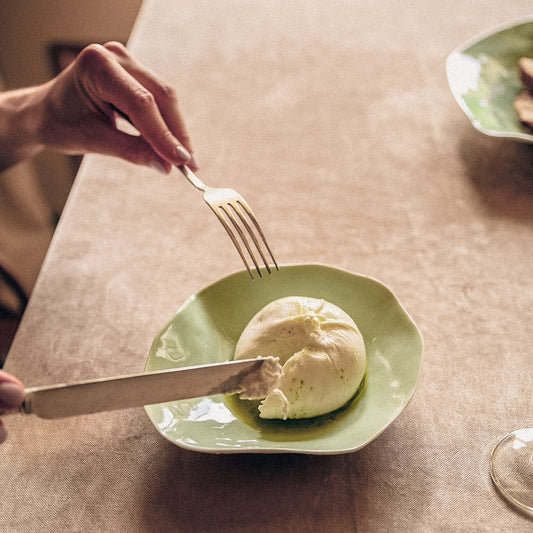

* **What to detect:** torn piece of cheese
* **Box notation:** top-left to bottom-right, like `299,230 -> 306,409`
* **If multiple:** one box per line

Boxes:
234,296 -> 366,419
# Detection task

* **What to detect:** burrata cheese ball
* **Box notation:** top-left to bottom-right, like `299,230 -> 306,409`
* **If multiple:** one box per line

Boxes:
234,296 -> 366,419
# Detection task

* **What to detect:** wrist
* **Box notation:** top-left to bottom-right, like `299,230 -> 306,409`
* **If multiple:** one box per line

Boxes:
0,86 -> 46,172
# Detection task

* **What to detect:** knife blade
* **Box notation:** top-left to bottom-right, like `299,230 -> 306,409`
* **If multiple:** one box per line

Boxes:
3,358 -> 279,419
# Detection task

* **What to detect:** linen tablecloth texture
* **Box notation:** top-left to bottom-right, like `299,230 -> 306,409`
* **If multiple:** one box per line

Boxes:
1,1 -> 532,531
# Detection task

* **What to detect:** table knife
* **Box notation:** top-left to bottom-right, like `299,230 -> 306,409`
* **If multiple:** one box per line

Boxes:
1,358 -> 276,419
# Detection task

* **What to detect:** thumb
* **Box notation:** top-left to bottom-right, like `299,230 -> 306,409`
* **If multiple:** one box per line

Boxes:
86,117 -> 175,172
0,372 -> 24,444
0,372 -> 25,409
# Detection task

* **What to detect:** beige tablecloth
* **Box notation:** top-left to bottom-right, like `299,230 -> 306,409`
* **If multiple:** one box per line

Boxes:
1,1 -> 532,531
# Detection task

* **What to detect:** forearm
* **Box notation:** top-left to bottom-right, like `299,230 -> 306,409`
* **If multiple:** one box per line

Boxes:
0,86 -> 45,173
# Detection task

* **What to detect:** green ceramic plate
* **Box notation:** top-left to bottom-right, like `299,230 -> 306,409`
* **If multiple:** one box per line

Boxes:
144,264 -> 423,454
446,17 -> 533,142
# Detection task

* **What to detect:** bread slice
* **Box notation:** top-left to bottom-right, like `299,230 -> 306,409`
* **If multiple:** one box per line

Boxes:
518,57 -> 533,93
514,89 -> 533,128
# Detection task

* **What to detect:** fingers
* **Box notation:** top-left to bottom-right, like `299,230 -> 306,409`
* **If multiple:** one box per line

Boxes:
0,371 -> 24,444
75,43 -> 198,170
103,43 -> 196,159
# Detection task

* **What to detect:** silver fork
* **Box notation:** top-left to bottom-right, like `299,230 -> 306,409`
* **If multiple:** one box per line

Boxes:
177,165 -> 278,279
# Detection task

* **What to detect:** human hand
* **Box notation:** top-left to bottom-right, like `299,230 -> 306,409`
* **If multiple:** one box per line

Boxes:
24,42 -> 197,173
0,370 -> 25,444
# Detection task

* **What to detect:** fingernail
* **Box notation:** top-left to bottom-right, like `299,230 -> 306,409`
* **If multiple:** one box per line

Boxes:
176,145 -> 191,162
188,153 -> 199,171
0,382 -> 24,408
149,160 -> 168,175
0,424 -> 7,445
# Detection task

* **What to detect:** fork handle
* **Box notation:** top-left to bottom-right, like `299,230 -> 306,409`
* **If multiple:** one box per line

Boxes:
177,165 -> 207,192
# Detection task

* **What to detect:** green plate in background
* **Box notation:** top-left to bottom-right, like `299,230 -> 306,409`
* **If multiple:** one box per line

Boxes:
144,264 -> 423,454
446,17 -> 533,142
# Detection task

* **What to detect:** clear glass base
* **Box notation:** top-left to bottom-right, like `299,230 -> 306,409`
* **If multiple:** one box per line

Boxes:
489,428 -> 533,516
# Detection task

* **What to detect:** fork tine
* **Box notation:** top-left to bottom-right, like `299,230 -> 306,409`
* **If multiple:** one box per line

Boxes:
208,205 -> 255,278
230,200 -> 279,274
219,204 -> 263,277
228,204 -> 267,275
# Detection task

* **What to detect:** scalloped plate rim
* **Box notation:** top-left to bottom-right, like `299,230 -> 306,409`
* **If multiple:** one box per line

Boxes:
446,16 -> 533,142
144,262 -> 424,455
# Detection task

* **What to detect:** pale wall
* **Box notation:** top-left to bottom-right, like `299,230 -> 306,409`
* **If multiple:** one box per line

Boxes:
0,0 -> 142,214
